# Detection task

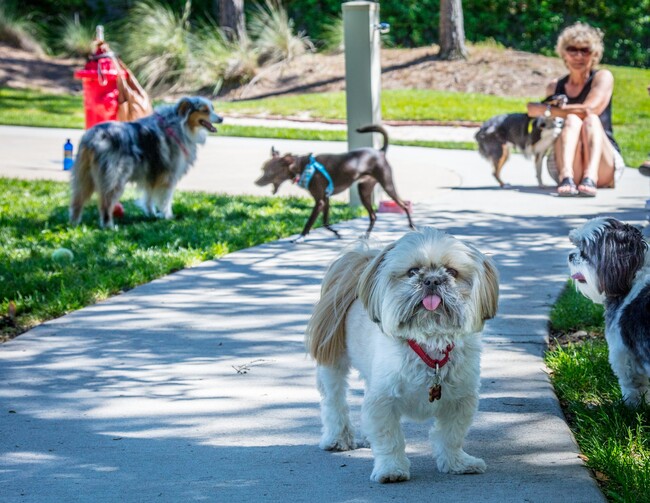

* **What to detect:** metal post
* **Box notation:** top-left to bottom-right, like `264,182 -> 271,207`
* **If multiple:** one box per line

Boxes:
343,1 -> 383,206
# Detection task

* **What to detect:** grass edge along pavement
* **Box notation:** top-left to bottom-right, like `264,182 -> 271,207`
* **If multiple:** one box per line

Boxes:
546,283 -> 650,503
0,178 -> 362,342
1,62 -> 648,165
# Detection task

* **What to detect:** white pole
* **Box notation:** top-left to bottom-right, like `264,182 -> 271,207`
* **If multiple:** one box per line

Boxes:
343,1 -> 383,206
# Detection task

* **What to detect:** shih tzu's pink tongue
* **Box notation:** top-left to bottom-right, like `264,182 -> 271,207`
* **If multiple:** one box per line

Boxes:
423,294 -> 442,311
571,273 -> 586,282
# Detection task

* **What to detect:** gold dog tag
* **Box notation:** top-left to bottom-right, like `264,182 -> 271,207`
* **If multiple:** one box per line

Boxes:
429,365 -> 442,402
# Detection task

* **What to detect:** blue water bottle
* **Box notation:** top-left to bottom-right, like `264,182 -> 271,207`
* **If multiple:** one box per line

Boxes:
63,139 -> 74,171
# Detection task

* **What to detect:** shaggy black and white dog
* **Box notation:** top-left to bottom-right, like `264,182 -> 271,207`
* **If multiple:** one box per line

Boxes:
475,113 -> 564,188
475,94 -> 567,187
568,217 -> 650,406
70,96 -> 222,228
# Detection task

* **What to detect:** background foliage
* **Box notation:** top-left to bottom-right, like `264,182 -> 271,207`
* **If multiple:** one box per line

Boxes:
288,0 -> 650,67
16,0 -> 650,67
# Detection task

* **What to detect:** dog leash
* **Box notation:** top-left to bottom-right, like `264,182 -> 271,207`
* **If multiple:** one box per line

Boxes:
155,113 -> 190,158
407,340 -> 455,402
297,155 -> 334,197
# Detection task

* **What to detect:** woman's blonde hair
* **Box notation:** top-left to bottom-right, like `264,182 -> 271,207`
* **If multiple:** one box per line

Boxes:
556,22 -> 604,67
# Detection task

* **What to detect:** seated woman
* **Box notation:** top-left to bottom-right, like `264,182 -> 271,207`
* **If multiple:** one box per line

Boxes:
527,22 -> 625,197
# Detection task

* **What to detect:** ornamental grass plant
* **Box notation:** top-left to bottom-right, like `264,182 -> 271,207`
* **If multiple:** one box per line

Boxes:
248,0 -> 314,64
114,0 -> 314,96
0,0 -> 44,55
56,15 -> 97,57
118,0 -> 194,95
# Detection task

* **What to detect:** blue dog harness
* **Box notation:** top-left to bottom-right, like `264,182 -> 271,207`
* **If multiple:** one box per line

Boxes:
297,155 -> 334,197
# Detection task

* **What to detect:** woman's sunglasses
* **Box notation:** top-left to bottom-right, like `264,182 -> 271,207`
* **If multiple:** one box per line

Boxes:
566,46 -> 592,56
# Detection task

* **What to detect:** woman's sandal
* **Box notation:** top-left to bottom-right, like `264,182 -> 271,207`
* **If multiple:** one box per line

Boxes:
578,177 -> 597,197
558,177 -> 579,197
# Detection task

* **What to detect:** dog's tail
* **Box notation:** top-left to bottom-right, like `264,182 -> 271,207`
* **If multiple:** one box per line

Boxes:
356,124 -> 389,153
69,140 -> 96,225
306,242 -> 378,366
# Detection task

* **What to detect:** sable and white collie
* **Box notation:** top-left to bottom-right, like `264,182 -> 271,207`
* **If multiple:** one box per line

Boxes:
69,96 -> 222,228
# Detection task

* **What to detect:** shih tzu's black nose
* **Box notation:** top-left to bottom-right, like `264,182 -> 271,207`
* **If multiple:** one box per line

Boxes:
569,252 -> 577,261
423,276 -> 444,288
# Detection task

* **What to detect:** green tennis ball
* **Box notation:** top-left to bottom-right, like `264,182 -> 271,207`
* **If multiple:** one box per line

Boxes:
52,247 -> 74,263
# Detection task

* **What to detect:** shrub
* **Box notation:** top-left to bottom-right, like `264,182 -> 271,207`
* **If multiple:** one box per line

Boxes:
115,0 -> 312,95
285,0 -> 650,68
249,0 -> 314,64
119,0 -> 193,95
0,0 -> 45,54
56,15 -> 97,57
189,20 -> 258,94
319,14 -> 343,54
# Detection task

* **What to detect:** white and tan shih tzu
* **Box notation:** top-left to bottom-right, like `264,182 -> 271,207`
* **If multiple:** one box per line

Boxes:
568,217 -> 650,406
306,227 -> 499,483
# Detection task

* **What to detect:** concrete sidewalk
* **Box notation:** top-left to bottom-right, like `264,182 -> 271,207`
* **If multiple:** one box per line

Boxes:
1,125 -> 649,502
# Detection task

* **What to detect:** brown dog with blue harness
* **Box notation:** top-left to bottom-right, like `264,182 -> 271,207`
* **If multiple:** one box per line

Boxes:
255,125 -> 414,243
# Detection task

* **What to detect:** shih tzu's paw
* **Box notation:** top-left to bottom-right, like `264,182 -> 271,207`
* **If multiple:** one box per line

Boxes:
319,429 -> 355,451
370,457 -> 411,483
436,451 -> 486,474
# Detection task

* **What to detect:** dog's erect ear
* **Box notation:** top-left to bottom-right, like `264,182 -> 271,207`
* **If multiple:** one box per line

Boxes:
597,222 -> 648,297
542,94 -> 568,107
285,155 -> 301,174
358,242 -> 397,325
271,147 -> 280,158
176,97 -> 195,120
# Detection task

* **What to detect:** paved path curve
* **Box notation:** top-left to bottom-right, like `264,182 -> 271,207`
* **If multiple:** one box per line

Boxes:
1,126 -> 648,502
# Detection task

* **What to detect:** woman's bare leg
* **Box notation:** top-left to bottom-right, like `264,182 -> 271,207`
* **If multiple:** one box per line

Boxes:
578,113 -> 616,190
556,114 -> 583,194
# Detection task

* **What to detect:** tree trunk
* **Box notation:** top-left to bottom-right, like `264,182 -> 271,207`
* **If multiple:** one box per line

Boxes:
218,0 -> 246,41
439,0 -> 467,60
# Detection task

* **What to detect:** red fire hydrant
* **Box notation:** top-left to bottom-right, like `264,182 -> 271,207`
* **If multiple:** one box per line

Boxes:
74,27 -> 125,129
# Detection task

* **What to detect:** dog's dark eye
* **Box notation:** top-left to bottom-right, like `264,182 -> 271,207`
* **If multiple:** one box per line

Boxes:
407,267 -> 420,277
446,268 -> 458,278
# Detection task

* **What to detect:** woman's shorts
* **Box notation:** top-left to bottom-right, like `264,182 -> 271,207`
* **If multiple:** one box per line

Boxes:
547,147 -> 626,187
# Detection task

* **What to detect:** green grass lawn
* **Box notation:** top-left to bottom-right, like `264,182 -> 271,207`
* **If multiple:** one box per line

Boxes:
2,61 -> 647,164
547,284 -> 650,503
0,178 -> 361,341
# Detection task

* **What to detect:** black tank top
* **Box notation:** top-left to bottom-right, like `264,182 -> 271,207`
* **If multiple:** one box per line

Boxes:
554,70 -> 620,152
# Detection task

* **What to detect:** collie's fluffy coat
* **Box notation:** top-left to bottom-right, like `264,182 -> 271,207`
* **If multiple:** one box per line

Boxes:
306,228 -> 499,482
69,96 -> 222,228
